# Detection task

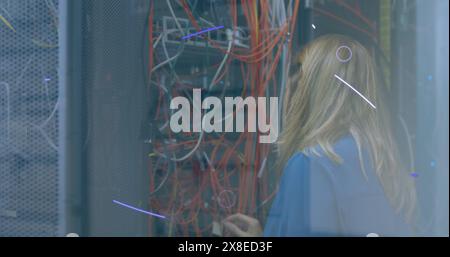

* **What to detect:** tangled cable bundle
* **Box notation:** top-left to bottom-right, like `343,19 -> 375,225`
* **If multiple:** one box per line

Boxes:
146,0 -> 300,236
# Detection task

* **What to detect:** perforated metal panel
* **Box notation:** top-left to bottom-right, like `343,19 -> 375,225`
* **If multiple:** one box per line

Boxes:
0,0 -> 60,236
81,0 -> 150,236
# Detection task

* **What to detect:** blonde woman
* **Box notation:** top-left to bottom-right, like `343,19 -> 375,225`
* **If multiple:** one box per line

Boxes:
223,35 -> 416,237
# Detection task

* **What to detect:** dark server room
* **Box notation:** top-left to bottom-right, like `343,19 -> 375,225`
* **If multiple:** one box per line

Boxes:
0,0 -> 448,239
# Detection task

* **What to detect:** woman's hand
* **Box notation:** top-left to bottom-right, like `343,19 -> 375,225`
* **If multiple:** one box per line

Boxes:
222,213 -> 263,237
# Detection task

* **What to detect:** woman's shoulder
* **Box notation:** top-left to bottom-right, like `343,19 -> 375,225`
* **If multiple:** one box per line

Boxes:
286,135 -> 382,198
303,135 -> 360,161
282,136 -> 413,236
287,135 -> 362,174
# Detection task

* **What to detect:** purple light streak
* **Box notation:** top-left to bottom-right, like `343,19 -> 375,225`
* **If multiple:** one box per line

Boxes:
113,200 -> 166,219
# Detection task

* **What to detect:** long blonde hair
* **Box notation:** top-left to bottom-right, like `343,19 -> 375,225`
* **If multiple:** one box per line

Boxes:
278,34 -> 416,222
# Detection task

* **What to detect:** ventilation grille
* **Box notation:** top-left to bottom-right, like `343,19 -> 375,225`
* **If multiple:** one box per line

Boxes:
0,0 -> 60,237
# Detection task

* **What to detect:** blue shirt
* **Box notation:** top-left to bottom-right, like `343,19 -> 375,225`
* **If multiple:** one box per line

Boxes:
264,136 -> 413,237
